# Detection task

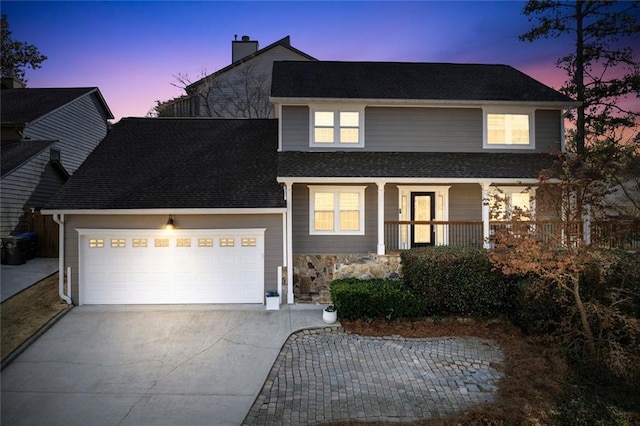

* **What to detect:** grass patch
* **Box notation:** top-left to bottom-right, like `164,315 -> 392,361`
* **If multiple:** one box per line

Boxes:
1,273 -> 68,361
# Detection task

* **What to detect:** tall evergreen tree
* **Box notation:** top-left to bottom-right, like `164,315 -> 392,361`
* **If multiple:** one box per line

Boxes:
520,1 -> 640,154
1,14 -> 47,84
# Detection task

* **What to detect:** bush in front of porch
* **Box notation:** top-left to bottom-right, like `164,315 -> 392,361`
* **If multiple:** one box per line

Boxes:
401,246 -> 516,317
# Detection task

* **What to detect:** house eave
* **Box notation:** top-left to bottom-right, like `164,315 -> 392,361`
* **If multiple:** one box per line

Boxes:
270,97 -> 581,109
40,208 -> 287,216
277,177 -> 549,185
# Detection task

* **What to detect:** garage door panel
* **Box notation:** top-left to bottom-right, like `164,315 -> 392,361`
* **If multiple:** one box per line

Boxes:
80,230 -> 265,305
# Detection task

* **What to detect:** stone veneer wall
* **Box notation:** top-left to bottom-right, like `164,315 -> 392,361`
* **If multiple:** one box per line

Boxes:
292,253 -> 402,303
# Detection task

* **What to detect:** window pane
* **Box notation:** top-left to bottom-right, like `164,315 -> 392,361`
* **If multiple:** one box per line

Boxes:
315,111 -> 334,126
314,212 -> 334,231
339,192 -> 359,210
487,113 -> 529,145
340,111 -> 359,126
340,211 -> 359,231
511,193 -> 530,216
315,128 -> 334,143
340,128 -> 359,143
315,193 -> 334,210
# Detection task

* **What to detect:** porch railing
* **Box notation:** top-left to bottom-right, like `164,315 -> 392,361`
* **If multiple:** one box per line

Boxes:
384,220 -> 640,251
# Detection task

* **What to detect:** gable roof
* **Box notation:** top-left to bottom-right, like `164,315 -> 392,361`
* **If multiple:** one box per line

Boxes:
1,140 -> 55,178
44,118 -> 284,210
277,151 -> 556,180
0,87 -> 114,124
187,36 -> 316,91
271,61 -> 575,104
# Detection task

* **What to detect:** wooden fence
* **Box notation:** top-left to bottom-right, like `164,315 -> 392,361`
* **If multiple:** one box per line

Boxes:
26,211 -> 59,257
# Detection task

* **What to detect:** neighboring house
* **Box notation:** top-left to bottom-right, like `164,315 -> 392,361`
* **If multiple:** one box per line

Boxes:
157,35 -> 315,118
1,85 -> 114,238
43,60 -> 576,306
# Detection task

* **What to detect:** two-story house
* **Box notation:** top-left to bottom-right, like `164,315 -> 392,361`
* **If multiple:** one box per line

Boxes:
272,61 -> 577,302
1,83 -> 113,254
157,35 -> 316,118
43,60 -> 576,306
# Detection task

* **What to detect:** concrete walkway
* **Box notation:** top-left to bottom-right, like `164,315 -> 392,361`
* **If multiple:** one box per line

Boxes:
244,330 -> 503,424
1,257 -> 59,302
0,304 -> 338,426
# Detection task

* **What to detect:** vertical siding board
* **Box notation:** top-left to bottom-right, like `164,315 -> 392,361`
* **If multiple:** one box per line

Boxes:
23,93 -> 109,175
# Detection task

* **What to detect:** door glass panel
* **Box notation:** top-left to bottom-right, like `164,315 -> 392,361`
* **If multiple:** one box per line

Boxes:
411,193 -> 435,246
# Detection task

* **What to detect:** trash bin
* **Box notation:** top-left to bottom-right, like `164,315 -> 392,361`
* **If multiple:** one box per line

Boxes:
15,232 -> 37,260
1,236 -> 25,265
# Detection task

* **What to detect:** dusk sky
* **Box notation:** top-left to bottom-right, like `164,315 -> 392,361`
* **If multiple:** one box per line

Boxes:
2,1 -> 638,122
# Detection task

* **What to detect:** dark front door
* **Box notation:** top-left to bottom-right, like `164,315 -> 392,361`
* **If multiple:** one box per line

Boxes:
411,192 -> 435,247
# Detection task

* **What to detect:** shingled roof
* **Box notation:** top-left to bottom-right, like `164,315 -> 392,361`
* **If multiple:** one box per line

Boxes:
1,140 -> 55,178
1,87 -> 114,124
277,151 -> 556,180
45,118 -> 284,210
271,61 -> 575,103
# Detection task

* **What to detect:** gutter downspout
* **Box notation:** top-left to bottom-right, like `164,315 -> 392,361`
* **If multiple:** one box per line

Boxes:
53,214 -> 72,304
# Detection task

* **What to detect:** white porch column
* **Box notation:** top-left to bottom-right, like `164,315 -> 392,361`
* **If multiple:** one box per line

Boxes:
376,182 -> 386,255
583,204 -> 591,245
285,181 -> 294,304
480,182 -> 491,249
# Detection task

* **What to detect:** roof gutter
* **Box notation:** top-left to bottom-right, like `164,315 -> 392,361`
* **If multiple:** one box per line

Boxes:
270,97 -> 581,109
41,207 -> 287,216
52,214 -> 72,304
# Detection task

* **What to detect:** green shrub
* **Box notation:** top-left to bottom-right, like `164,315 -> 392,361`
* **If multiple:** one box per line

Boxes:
330,278 -> 425,322
401,246 -> 515,317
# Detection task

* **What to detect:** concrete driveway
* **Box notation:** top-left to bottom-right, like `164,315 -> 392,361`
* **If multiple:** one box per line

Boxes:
1,304 -> 335,426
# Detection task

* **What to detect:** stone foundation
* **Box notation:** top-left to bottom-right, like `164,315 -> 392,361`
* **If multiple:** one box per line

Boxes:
292,253 -> 402,303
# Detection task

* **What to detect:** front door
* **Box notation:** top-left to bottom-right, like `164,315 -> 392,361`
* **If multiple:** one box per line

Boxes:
411,192 -> 435,247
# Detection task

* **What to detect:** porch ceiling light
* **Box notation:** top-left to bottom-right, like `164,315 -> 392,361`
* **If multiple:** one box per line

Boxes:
165,215 -> 175,230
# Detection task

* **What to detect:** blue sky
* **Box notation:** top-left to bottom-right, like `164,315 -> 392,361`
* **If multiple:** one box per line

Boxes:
2,1 -> 635,121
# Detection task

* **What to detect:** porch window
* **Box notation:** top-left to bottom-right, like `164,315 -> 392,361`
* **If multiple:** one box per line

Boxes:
309,186 -> 366,235
491,187 -> 536,220
311,106 -> 364,147
483,108 -> 535,149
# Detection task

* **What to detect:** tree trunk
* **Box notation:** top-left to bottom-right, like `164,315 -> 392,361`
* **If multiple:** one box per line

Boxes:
575,0 -> 586,154
572,277 -> 596,358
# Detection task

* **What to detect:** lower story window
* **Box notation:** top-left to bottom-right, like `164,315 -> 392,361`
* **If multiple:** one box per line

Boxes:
309,186 -> 365,235
491,186 -> 536,220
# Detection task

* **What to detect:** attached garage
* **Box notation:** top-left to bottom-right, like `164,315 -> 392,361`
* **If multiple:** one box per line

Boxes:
78,229 -> 265,305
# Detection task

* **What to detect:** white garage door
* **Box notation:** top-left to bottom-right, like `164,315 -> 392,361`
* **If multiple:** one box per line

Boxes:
78,229 -> 265,305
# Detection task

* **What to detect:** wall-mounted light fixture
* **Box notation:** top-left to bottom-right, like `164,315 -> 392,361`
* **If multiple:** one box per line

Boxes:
164,215 -> 175,230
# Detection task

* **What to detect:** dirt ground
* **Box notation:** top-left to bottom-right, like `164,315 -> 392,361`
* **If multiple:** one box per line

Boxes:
1,273 -> 68,361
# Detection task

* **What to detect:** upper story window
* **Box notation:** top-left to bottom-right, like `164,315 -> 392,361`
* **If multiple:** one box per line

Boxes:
310,106 -> 364,148
309,186 -> 365,235
483,108 -> 535,149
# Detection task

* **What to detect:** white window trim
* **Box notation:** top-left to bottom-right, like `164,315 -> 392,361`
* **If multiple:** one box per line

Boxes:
483,107 -> 536,150
309,104 -> 365,148
308,185 -> 366,235
490,186 -> 537,220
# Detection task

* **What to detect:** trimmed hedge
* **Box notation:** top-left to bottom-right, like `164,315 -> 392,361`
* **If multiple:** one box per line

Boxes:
401,247 -> 515,317
330,278 -> 425,322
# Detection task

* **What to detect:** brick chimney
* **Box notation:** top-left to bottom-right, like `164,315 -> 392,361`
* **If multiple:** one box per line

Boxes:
1,76 -> 25,89
232,35 -> 258,63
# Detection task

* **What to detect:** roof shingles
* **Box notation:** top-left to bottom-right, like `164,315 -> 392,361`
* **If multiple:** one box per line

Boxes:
45,118 -> 284,210
271,61 -> 574,103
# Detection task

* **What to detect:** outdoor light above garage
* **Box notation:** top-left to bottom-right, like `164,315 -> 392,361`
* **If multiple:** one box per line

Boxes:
165,215 -> 175,230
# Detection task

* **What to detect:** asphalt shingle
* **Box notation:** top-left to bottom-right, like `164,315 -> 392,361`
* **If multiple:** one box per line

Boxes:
271,61 -> 574,103
277,151 -> 557,180
1,140 -> 54,178
1,87 -> 103,124
45,118 -> 284,210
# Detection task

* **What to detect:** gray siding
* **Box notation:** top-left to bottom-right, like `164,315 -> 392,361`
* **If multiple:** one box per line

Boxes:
292,184 -> 377,254
63,214 -> 283,304
23,92 -> 109,174
449,184 -> 482,221
281,106 -> 562,153
1,150 -> 65,235
195,46 -> 314,118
